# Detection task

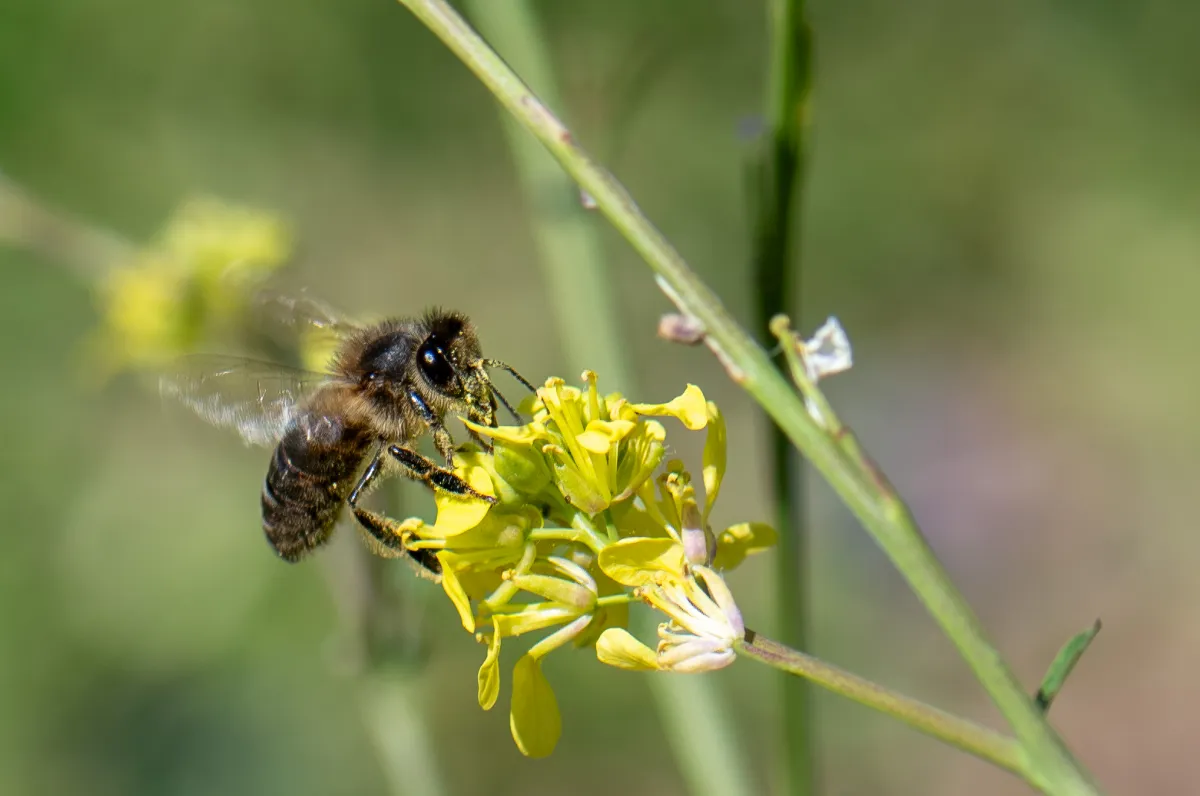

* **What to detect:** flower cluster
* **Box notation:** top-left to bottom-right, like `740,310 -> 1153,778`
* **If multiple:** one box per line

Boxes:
390,372 -> 776,756
87,196 -> 291,377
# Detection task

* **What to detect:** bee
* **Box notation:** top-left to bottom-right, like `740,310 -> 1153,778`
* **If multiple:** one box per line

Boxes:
160,293 -> 533,570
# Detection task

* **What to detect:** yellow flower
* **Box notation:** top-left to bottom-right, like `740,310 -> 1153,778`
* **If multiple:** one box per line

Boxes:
87,197 -> 290,377
596,539 -> 744,673
464,371 -> 707,515
389,373 -> 775,757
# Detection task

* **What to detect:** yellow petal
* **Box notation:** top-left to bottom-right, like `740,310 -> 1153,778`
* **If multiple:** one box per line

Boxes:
596,628 -> 660,670
701,401 -> 726,524
604,394 -> 635,422
610,500 -> 672,539
612,421 -> 666,501
477,630 -> 502,710
461,418 -> 548,445
632,384 -> 708,430
712,522 -> 779,570
437,553 -> 475,633
509,655 -> 561,758
576,419 -> 638,454
429,457 -> 495,537
598,538 -> 686,586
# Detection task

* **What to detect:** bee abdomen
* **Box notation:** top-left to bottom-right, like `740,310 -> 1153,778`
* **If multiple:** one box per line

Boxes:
261,411 -> 372,562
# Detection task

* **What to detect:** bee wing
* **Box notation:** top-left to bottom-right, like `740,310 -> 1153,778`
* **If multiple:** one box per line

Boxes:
159,355 -> 331,447
251,289 -> 363,342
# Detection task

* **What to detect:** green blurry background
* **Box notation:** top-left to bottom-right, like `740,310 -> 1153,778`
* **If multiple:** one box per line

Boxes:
2,0 -> 1198,793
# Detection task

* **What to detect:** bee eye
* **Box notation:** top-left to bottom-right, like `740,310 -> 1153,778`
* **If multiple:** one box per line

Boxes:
418,341 -> 457,391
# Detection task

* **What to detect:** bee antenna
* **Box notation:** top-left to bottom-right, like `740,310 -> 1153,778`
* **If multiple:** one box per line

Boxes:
481,358 -> 536,393
491,384 -> 523,424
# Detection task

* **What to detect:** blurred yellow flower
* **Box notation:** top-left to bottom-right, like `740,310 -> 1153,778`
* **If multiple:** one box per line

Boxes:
385,372 -> 775,757
86,196 -> 291,377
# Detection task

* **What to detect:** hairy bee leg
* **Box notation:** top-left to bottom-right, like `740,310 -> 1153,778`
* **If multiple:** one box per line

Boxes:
388,444 -> 498,504
348,449 -> 384,506
351,504 -> 442,574
408,389 -> 459,465
345,449 -> 443,573
349,504 -> 407,556
345,450 -> 405,556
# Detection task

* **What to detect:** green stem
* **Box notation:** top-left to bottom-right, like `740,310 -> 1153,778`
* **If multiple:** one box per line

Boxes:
0,173 -> 135,277
596,593 -> 636,608
353,492 -> 447,796
462,0 -> 630,389
458,4 -> 756,795
393,1 -> 1102,792
752,0 -> 814,792
737,630 -> 1024,777
528,526 -> 606,555
359,674 -> 447,796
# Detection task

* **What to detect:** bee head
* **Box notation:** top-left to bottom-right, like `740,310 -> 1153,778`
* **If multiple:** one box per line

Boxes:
416,310 -> 497,427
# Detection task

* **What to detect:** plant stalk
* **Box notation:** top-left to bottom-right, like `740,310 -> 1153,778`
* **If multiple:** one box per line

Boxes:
462,0 -> 629,388
751,0 -> 814,792
393,1 -> 1101,791
0,173 -> 134,277
459,3 -> 756,795
737,629 -> 1024,777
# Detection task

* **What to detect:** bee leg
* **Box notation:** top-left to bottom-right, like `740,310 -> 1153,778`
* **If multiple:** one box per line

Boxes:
407,390 -> 460,465
348,450 -> 384,506
346,450 -> 443,574
346,451 -> 406,556
352,506 -> 443,574
388,444 -> 498,505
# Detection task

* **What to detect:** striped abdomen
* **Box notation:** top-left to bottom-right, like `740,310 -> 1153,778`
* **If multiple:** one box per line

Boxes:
261,407 -> 373,562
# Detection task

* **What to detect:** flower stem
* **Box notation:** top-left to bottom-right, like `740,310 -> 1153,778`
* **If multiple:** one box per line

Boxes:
737,629 -> 1025,777
456,3 -> 756,795
461,0 -> 630,390
751,0 -> 815,792
323,534 -> 448,796
0,173 -> 135,278
529,526 -> 606,555
392,1 -> 1101,792
359,673 -> 447,796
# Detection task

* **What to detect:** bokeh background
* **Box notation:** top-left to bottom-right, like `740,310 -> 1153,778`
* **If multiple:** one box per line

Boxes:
2,0 -> 1198,793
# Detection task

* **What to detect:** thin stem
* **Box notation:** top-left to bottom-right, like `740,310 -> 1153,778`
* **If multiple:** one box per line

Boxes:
462,0 -> 630,390
602,508 -> 620,543
752,0 -> 814,792
0,173 -> 135,277
458,4 -> 756,795
737,629 -> 1025,778
359,674 -> 447,796
528,526 -> 606,555
392,2 -> 1102,792
341,490 -> 447,796
596,593 -> 636,608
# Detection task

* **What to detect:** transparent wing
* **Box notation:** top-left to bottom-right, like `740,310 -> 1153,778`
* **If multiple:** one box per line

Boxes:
252,289 -> 363,340
159,355 -> 331,447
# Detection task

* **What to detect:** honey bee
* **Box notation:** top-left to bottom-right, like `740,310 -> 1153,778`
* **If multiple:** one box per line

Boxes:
160,293 -> 533,569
